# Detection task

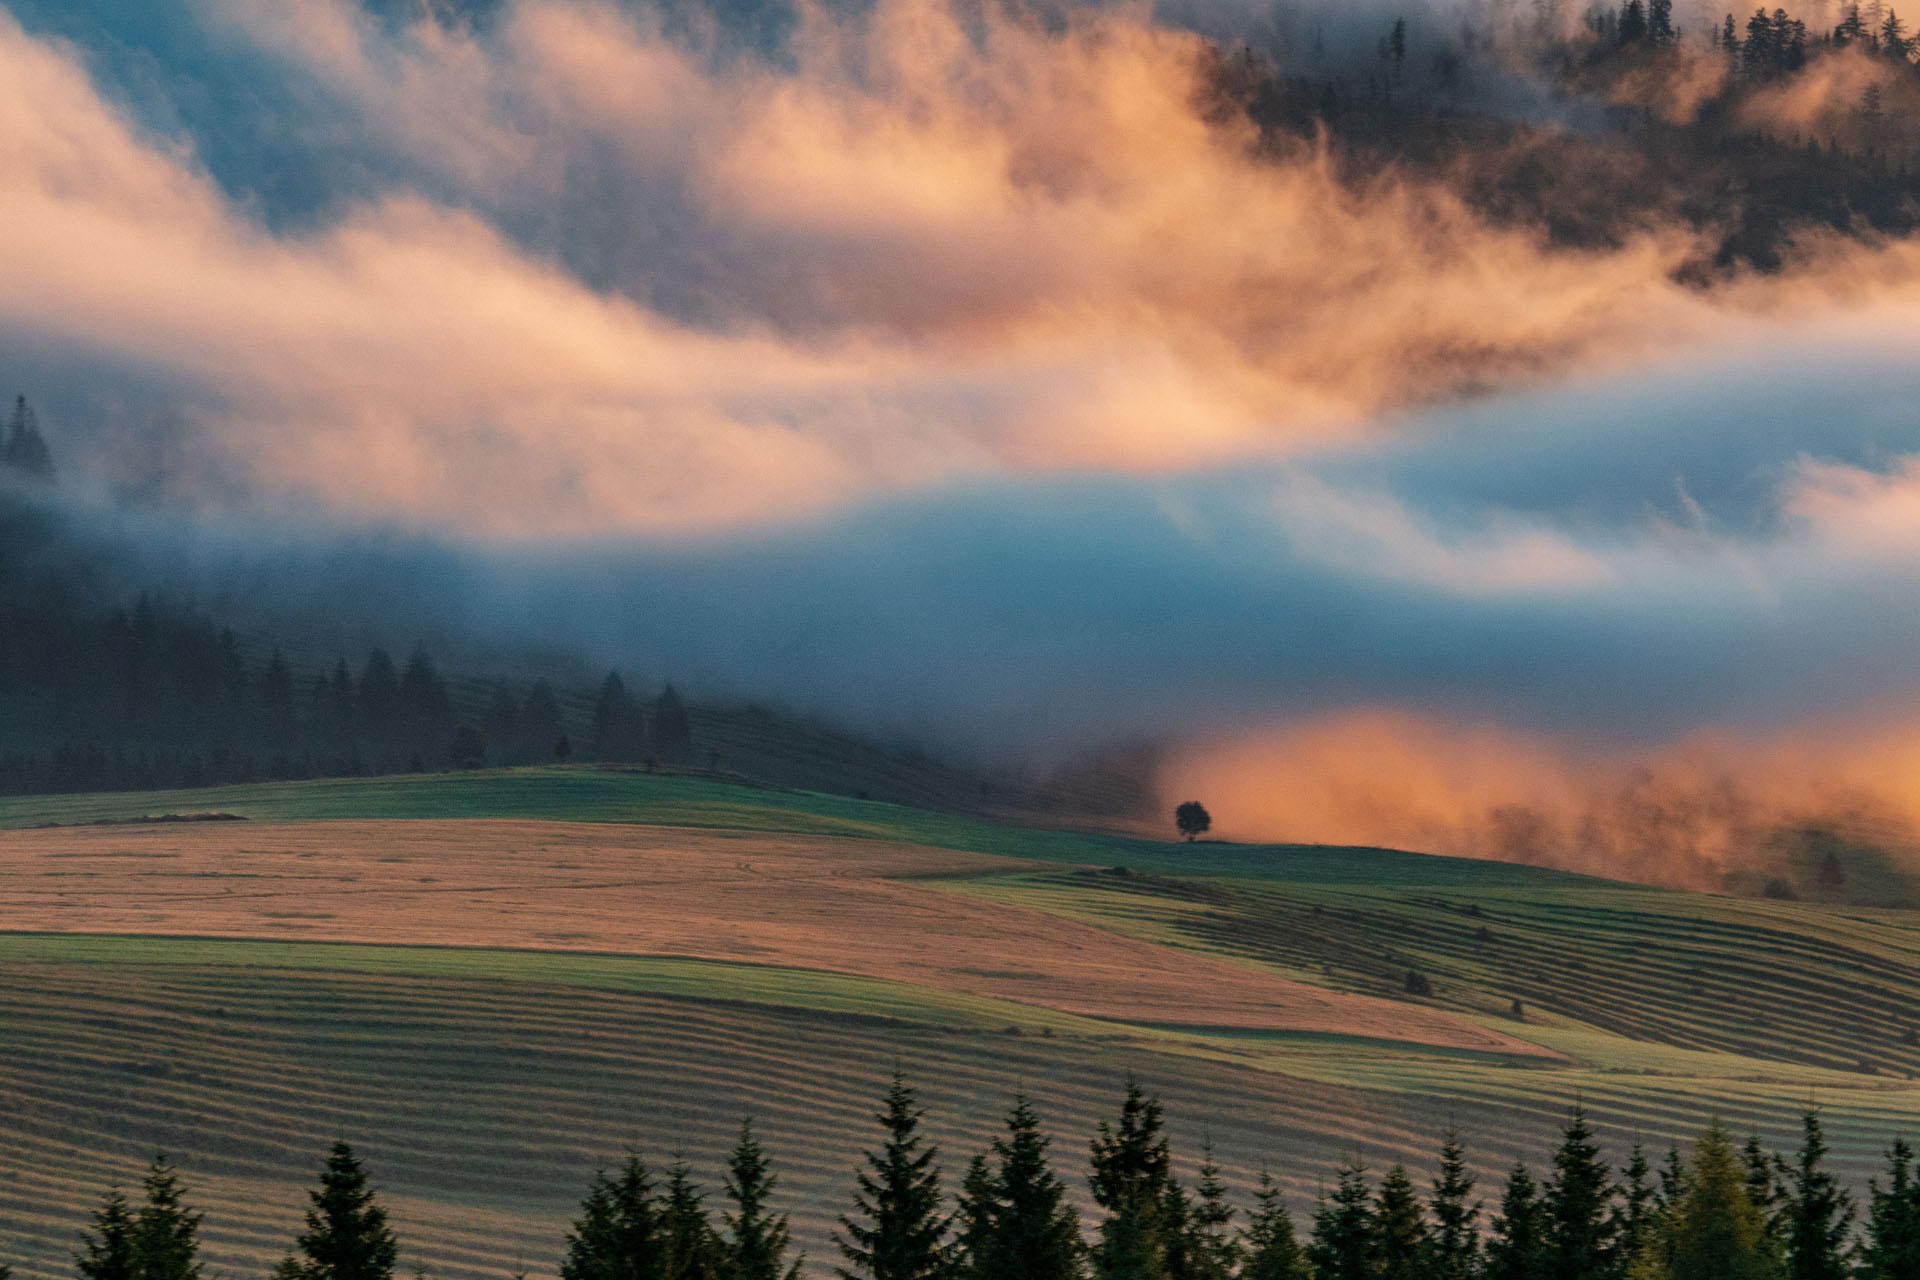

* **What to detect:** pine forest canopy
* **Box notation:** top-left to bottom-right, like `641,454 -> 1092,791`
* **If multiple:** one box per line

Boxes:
1217,0 -> 1920,273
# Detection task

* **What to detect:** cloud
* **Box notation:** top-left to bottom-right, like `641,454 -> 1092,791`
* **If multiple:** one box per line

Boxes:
1161,711 -> 1920,891
20,0 -> 1920,889
12,0 -> 1920,536
1263,469 -> 1618,595
1736,45 -> 1901,148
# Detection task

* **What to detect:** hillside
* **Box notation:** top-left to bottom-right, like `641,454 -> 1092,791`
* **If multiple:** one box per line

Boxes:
1,769 -> 1918,1280
0,484 -> 1155,820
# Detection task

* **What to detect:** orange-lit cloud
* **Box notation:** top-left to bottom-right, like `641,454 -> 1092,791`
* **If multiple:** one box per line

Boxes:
12,0 -> 1920,533
1164,711 -> 1920,891
1595,42 -> 1731,123
1737,45 -> 1905,148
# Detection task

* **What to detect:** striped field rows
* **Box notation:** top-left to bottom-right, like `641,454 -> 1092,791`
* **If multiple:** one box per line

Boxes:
4,941 -> 1920,1280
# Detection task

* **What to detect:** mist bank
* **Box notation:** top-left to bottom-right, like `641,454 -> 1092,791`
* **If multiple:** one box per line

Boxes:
13,304 -> 1920,888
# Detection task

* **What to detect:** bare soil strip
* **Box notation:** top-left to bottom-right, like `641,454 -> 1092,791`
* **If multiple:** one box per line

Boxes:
0,819 -> 1547,1055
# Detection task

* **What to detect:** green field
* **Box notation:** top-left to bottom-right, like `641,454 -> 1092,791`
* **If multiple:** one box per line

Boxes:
3,768 -> 1918,1280
0,766 -> 1590,886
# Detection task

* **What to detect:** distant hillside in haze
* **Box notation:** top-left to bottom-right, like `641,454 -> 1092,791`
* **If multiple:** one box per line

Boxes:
0,464 -> 1154,822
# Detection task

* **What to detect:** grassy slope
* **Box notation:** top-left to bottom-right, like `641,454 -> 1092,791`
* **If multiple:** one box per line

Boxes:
962,870 -> 1920,1074
3,936 -> 1916,1280
0,767 -> 1585,886
3,769 -> 1920,1279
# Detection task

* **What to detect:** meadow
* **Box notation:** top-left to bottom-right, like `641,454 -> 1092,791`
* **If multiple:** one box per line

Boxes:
2,768 -> 1917,1280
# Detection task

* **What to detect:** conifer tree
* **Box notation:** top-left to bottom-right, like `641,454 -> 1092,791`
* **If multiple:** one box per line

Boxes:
1483,1165 -> 1546,1280
1858,1139 -> 1920,1280
217,630 -> 249,738
1784,1111 -> 1852,1280
654,687 -> 693,764
449,722 -> 487,769
1743,1136 -> 1788,1252
964,1096 -> 1082,1280
1426,1132 -> 1480,1280
293,1142 -> 399,1280
1656,1147 -> 1687,1217
1305,1164 -> 1373,1280
1620,0 -> 1649,42
397,649 -> 455,765
256,653 -> 298,755
75,1189 -> 136,1280
1088,1081 -> 1175,1280
358,652 -> 401,748
1370,1164 -> 1427,1280
520,682 -> 565,762
1611,1146 -> 1662,1279
132,1156 -> 202,1280
837,1075 -> 949,1280
1669,1121 -> 1783,1280
1157,1184 -> 1195,1280
324,661 -> 356,750
952,1156 -> 1000,1280
1541,1108 -> 1616,1280
1882,8 -> 1910,55
662,1161 -> 724,1280
590,674 -> 645,763
3,396 -> 54,479
1239,1174 -> 1308,1280
482,683 -> 522,764
561,1158 -> 666,1280
1649,0 -> 1676,41
722,1121 -> 800,1280
1186,1142 -> 1237,1280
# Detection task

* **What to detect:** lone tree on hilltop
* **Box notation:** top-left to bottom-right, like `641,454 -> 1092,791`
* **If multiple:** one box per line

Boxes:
1175,801 -> 1212,842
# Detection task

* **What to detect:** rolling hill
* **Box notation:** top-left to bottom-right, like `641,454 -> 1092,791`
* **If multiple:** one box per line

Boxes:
0,767 -> 1917,1280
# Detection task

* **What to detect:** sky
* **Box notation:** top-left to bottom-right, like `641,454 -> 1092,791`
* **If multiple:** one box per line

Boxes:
8,0 -> 1920,883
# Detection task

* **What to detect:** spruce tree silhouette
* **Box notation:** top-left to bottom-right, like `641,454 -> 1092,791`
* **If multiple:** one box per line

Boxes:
289,1143 -> 398,1280
837,1075 -> 949,1280
2,396 -> 53,480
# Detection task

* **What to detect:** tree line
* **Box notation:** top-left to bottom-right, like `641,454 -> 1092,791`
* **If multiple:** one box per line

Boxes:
0,639 -> 697,793
27,1078 -> 1920,1280
0,584 -> 697,794
0,499 -> 706,794
0,447 -> 706,794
